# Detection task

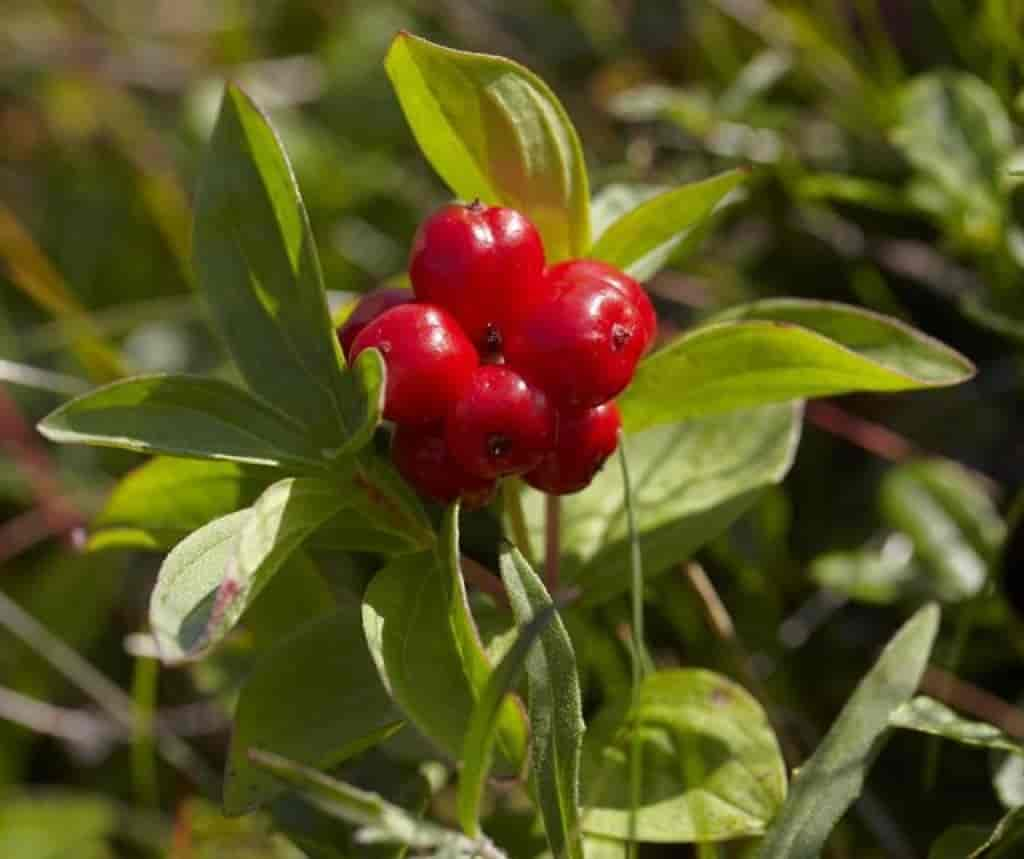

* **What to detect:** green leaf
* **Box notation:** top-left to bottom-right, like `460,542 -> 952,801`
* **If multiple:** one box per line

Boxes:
458,604 -> 558,837
499,543 -> 585,859
621,301 -> 974,433
362,507 -> 528,768
880,459 -> 1004,602
581,669 -> 787,843
524,404 -> 801,606
890,696 -> 1024,755
90,457 -> 273,551
810,537 -> 921,605
931,808 -> 1024,858
893,72 -> 1013,242
225,605 -> 404,814
0,793 -> 117,859
755,604 -> 941,859
248,750 -> 479,854
149,478 -> 345,662
385,32 -> 590,261
37,375 -> 324,470
930,826 -> 994,859
193,85 -> 356,441
590,170 -> 747,280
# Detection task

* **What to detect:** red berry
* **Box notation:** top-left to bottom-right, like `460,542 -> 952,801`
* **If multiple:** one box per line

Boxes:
524,402 -> 621,495
504,280 -> 646,410
546,259 -> 657,353
446,365 -> 557,479
392,423 -> 496,508
350,304 -> 477,425
409,202 -> 548,355
337,287 -> 412,358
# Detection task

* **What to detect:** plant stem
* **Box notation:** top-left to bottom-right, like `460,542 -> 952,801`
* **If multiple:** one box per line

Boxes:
617,440 -> 645,856
544,493 -> 561,594
0,589 -> 218,793
502,478 -> 534,566
131,654 -> 159,807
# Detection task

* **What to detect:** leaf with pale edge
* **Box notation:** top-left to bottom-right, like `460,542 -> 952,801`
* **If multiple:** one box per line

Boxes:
499,543 -> 585,859
386,32 -> 590,262
755,604 -> 940,859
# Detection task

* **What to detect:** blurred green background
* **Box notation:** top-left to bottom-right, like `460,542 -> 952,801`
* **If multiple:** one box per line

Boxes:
3,1 -> 1024,856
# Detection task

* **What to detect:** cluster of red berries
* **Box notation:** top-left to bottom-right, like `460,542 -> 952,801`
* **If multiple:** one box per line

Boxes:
338,201 -> 656,506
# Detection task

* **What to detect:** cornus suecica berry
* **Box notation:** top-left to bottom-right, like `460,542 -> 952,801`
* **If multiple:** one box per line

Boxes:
546,259 -> 657,353
409,201 -> 547,356
524,402 -> 622,495
339,203 -> 655,506
446,365 -> 556,480
391,422 -> 495,508
504,276 -> 647,410
337,287 -> 411,358
349,303 -> 477,425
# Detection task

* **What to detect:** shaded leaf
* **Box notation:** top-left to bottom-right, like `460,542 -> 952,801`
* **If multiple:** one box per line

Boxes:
248,750 -> 486,855
582,669 -> 787,843
38,375 -> 323,470
499,544 -> 585,859
193,85 -> 356,441
225,605 -> 404,814
458,604 -> 558,836
362,507 -> 527,768
525,404 -> 801,606
755,604 -> 940,858
810,535 -> 920,605
386,32 -> 590,261
590,170 -> 747,280
622,301 -> 974,433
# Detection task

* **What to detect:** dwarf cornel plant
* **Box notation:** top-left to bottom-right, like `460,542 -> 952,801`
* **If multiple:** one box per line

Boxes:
37,33 -> 976,859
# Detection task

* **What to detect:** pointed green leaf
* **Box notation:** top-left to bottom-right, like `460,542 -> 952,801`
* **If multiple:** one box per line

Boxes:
590,170 -> 747,280
890,696 -> 1024,755
193,85 -> 358,442
931,808 -> 1024,858
149,478 -> 345,662
225,606 -> 404,814
362,507 -> 527,768
622,301 -> 974,432
247,750 -> 465,852
37,375 -> 323,470
458,604 -> 558,836
386,32 -> 590,261
755,604 -> 940,859
582,669 -> 787,842
499,544 -> 585,859
525,404 -> 801,605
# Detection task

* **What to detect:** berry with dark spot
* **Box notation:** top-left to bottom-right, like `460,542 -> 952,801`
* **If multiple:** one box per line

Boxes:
445,365 -> 557,479
504,279 -> 646,410
409,202 -> 548,354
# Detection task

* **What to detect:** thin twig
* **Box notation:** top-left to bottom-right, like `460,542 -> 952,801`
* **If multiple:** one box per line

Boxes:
0,589 -> 218,792
806,401 -> 916,463
682,562 -> 803,768
921,665 -> 1024,739
544,494 -> 561,594
460,556 -> 509,609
